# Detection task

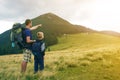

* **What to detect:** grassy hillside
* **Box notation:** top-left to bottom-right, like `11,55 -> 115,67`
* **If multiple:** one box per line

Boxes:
50,33 -> 120,51
1,33 -> 120,80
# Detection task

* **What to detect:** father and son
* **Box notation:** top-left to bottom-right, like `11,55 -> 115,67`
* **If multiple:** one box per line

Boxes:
20,19 -> 45,74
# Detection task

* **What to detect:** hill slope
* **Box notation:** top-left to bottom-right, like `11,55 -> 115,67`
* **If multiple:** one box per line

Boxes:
50,33 -> 120,51
74,25 -> 96,33
100,30 -> 120,37
1,33 -> 120,80
0,13 -> 93,55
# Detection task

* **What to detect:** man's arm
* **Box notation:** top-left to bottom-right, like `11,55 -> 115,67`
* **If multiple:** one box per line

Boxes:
26,36 -> 36,43
30,24 -> 42,31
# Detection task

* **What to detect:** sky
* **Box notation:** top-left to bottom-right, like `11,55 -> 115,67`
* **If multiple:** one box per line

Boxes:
0,0 -> 120,34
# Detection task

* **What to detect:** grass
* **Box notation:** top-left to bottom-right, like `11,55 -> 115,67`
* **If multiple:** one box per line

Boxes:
1,33 -> 120,80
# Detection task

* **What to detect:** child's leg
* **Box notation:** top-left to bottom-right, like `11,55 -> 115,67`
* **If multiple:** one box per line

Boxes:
39,56 -> 44,71
34,56 -> 39,73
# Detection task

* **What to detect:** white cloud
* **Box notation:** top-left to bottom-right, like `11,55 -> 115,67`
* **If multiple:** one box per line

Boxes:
0,20 -> 14,34
71,0 -> 120,32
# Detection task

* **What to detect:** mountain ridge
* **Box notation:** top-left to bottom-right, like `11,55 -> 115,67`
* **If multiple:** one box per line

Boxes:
100,30 -> 120,37
0,13 -> 91,55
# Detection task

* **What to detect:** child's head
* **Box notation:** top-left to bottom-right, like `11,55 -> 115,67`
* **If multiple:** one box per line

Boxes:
37,32 -> 44,40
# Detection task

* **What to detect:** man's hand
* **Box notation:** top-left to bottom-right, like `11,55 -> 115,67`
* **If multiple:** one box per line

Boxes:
30,24 -> 42,31
36,24 -> 42,27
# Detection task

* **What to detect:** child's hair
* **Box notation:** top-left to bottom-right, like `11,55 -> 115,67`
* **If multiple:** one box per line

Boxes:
37,32 -> 44,40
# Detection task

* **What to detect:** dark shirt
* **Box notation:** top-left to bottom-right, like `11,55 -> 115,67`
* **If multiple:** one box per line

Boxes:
22,28 -> 32,50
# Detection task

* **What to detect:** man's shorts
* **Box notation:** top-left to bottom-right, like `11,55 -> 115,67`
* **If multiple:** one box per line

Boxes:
23,49 -> 32,62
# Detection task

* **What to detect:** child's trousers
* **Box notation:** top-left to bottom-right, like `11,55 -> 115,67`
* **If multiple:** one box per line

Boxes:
34,55 -> 44,72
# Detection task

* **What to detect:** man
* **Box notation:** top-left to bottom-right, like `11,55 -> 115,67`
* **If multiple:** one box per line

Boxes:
21,19 -> 42,73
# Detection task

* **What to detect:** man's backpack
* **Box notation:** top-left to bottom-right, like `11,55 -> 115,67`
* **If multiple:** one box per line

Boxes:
10,23 -> 26,49
32,40 -> 45,56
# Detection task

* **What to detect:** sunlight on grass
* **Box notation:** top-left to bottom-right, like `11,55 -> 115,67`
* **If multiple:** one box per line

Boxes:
1,33 -> 120,80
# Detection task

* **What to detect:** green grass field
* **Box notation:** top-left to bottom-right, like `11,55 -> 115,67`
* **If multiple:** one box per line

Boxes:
1,33 -> 120,80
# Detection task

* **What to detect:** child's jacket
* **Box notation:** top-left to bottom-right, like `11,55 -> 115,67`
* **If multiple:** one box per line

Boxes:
32,40 -> 45,57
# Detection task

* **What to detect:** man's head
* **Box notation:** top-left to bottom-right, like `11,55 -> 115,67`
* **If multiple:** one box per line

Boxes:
37,32 -> 44,40
25,19 -> 32,28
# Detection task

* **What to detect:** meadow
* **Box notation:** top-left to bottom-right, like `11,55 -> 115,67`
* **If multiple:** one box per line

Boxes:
1,33 -> 120,80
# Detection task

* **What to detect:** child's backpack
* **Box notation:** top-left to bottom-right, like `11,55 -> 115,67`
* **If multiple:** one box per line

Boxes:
32,40 -> 45,56
10,23 -> 26,49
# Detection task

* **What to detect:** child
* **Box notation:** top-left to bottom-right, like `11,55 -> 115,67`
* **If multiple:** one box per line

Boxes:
32,32 -> 45,73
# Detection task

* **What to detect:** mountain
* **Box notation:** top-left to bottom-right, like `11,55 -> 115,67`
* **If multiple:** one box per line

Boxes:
100,30 -> 120,37
0,13 -> 94,55
74,25 -> 97,33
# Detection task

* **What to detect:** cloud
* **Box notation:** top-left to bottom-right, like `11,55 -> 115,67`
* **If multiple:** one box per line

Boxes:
0,0 -> 91,21
0,20 -> 14,34
0,0 -> 41,20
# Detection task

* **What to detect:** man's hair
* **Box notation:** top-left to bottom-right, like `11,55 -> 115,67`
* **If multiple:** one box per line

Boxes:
25,19 -> 31,25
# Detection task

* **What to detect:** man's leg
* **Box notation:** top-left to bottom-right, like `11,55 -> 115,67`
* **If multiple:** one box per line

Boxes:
21,61 -> 27,73
21,49 -> 31,73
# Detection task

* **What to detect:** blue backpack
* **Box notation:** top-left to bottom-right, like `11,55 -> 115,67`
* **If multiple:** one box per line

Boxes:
32,40 -> 45,56
10,23 -> 26,49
